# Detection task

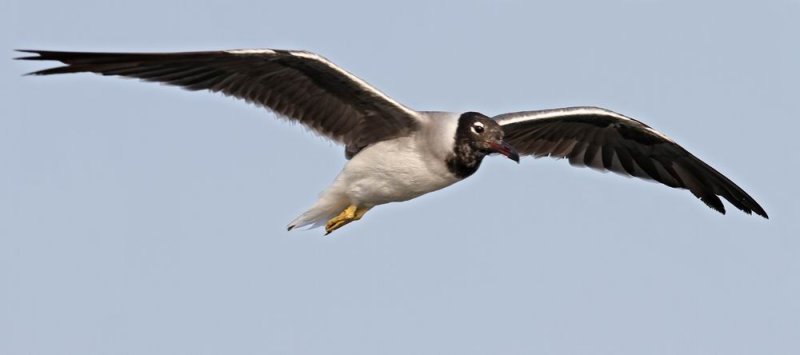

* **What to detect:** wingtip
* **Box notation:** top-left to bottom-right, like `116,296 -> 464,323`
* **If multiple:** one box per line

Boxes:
750,201 -> 769,219
15,50 -> 59,76
737,198 -> 768,219
14,49 -> 44,60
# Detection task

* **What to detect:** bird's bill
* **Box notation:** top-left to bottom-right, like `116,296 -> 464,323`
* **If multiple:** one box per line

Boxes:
488,141 -> 520,163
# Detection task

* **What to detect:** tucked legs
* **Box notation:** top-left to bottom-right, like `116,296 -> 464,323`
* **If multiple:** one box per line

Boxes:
325,204 -> 372,235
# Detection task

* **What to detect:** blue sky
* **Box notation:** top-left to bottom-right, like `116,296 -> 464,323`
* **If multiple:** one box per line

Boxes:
3,1 -> 799,354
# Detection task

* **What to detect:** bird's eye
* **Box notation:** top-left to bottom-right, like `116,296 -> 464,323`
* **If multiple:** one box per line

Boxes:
472,123 -> 485,134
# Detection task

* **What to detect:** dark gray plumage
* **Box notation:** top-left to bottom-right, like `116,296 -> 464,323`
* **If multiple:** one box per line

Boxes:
16,49 -> 420,155
495,107 -> 768,218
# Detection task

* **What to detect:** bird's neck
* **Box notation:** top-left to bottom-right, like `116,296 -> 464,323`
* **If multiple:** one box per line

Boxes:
445,141 -> 484,179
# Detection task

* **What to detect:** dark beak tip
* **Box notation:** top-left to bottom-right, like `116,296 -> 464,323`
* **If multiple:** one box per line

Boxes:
502,143 -> 520,163
488,140 -> 521,163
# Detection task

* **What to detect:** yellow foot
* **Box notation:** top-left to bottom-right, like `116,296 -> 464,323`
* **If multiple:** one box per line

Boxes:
325,205 -> 371,235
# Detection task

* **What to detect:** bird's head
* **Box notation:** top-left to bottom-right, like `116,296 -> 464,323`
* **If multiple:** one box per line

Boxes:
457,112 -> 520,163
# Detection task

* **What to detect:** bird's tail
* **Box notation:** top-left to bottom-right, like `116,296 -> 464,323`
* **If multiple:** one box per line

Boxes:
287,193 -> 350,231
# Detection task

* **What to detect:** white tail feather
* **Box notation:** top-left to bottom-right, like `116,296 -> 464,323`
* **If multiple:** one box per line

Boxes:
287,193 -> 349,231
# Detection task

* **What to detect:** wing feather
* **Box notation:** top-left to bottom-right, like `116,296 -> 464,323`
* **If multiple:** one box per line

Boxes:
17,48 -> 421,152
495,106 -> 767,218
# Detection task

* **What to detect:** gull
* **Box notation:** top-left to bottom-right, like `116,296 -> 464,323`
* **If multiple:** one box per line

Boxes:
16,48 -> 768,234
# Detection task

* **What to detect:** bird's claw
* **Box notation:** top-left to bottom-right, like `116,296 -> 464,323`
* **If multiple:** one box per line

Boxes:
325,205 -> 358,235
324,205 -> 371,235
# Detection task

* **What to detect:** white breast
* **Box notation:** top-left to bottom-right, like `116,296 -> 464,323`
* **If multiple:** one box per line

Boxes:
333,112 -> 461,206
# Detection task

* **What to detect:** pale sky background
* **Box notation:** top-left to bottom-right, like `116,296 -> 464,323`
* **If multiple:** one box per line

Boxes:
3,1 -> 799,354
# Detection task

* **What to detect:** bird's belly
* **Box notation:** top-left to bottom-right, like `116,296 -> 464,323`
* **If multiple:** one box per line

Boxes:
337,138 -> 459,205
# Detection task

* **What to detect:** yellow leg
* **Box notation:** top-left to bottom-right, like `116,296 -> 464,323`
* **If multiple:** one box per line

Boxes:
353,206 -> 370,220
325,205 -> 371,235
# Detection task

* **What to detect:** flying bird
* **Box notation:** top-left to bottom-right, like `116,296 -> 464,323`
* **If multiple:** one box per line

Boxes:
16,48 -> 768,234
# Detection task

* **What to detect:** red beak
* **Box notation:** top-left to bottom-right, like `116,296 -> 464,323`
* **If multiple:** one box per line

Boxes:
488,141 -> 520,163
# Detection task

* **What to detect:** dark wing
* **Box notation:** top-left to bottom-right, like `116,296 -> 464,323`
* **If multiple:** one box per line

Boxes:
494,106 -> 767,218
16,49 -> 421,151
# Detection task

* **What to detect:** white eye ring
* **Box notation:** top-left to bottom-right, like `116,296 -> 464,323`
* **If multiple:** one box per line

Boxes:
472,122 -> 485,134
